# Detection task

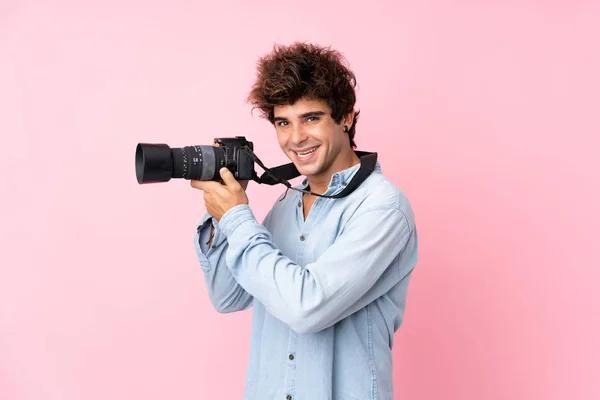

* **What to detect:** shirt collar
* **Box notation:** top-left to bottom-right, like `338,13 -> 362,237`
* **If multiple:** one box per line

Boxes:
298,161 -> 381,194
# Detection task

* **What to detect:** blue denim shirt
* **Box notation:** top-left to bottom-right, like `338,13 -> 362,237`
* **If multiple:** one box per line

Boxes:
194,162 -> 418,400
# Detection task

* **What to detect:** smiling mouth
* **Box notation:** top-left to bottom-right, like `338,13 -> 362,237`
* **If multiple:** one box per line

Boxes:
293,146 -> 319,156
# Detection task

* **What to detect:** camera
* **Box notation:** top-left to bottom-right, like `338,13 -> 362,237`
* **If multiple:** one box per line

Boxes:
135,136 -> 256,184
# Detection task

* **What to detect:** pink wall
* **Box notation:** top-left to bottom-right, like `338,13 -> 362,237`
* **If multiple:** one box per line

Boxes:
1,1 -> 598,399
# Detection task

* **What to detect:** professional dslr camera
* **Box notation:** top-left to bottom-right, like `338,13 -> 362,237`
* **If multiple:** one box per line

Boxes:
135,136 -> 256,184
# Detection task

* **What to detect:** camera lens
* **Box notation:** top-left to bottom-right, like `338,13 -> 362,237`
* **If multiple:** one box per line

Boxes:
172,146 -> 225,181
135,143 -> 225,184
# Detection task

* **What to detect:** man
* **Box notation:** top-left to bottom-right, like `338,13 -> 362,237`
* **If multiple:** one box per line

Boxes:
191,42 -> 418,400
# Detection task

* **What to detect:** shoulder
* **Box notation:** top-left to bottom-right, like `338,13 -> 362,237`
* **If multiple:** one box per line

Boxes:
351,170 -> 416,232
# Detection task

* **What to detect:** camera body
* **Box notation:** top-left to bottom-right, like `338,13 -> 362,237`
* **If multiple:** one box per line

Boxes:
215,136 -> 255,180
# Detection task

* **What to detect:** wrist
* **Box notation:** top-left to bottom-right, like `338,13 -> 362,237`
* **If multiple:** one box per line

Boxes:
219,204 -> 255,237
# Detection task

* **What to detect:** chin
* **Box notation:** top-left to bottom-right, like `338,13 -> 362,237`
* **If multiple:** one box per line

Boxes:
296,164 -> 323,179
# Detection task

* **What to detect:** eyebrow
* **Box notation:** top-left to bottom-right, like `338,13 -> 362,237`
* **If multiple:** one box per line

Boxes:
273,111 -> 326,122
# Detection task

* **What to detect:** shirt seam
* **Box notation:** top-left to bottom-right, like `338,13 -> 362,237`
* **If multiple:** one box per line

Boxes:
367,304 -> 377,400
340,206 -> 413,241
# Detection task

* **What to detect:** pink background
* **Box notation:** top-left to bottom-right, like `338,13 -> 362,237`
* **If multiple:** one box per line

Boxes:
1,1 -> 598,399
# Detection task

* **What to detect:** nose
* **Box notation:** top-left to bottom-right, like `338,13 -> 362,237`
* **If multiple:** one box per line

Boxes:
289,123 -> 308,147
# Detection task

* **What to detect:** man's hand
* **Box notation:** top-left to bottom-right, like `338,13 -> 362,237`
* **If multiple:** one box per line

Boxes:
211,142 -> 249,190
191,167 -> 249,222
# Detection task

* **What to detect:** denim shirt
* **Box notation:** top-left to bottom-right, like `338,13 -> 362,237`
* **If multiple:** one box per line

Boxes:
194,162 -> 418,400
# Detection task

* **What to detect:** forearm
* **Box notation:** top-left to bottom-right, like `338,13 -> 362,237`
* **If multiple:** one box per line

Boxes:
195,216 -> 253,313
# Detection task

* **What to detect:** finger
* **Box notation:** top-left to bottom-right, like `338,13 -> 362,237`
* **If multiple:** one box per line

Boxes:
191,180 -> 205,189
219,168 -> 240,188
191,180 -> 221,191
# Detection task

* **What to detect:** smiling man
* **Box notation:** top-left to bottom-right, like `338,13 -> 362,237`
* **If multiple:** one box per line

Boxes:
191,42 -> 418,400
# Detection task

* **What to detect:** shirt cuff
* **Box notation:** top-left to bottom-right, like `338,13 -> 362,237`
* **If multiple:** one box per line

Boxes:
195,213 -> 226,253
219,204 -> 257,237
193,228 -> 211,270
197,220 -> 213,254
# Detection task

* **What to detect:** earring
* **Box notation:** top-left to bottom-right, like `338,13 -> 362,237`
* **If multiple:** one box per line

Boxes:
343,126 -> 349,133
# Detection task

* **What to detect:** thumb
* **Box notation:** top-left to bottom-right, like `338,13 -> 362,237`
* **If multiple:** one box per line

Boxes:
219,167 -> 238,187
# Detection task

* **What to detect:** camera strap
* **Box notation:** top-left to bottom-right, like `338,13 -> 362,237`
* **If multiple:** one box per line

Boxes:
241,146 -> 378,199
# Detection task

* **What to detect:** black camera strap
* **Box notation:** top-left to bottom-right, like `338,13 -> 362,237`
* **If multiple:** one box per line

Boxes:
241,146 -> 378,199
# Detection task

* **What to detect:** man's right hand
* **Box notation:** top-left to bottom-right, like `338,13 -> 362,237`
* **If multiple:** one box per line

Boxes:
212,142 -> 250,191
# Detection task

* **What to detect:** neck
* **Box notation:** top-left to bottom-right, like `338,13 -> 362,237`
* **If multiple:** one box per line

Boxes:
306,150 -> 360,195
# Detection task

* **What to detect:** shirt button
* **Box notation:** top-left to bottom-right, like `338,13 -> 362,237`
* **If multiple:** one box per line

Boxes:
286,396 -> 292,400
297,201 -> 301,207
299,235 -> 305,241
288,354 -> 294,360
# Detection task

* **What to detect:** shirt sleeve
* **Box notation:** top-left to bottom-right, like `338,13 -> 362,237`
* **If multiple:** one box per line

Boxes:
198,218 -> 212,254
194,213 -> 254,313
217,203 -> 416,334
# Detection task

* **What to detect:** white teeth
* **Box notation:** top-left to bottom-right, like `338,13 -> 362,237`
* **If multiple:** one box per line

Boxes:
296,147 -> 317,156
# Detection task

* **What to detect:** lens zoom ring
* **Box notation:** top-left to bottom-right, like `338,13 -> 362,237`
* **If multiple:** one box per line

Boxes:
200,147 -> 216,180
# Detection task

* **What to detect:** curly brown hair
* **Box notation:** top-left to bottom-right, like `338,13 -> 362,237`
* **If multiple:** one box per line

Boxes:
247,42 -> 360,148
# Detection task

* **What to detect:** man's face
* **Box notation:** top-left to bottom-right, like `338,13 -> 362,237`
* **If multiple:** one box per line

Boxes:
273,98 -> 353,182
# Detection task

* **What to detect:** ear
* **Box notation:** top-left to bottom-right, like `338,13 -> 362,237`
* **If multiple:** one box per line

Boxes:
342,110 -> 355,130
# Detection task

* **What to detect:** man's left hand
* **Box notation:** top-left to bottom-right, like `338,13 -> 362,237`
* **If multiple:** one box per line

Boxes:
191,167 -> 249,222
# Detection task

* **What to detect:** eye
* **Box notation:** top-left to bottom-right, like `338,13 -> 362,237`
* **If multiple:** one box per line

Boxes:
306,116 -> 319,123
277,121 -> 289,127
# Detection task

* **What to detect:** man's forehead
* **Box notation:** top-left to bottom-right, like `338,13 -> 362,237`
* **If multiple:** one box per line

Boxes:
273,98 -> 330,117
